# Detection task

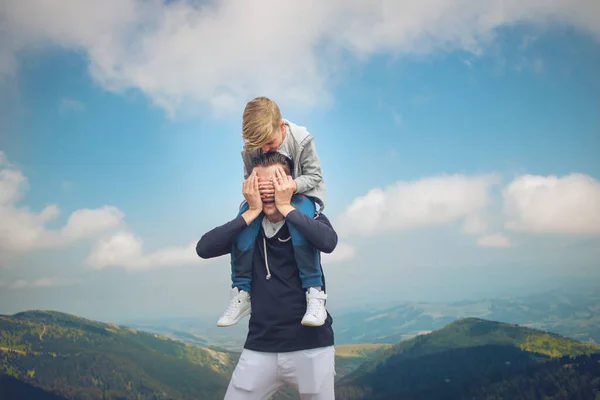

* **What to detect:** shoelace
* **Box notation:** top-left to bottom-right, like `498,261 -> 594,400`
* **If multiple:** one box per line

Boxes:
306,298 -> 323,316
222,298 -> 242,318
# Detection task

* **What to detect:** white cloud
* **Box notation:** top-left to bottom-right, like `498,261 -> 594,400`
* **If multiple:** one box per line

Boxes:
1,0 -> 598,115
477,233 -> 512,248
503,173 -> 600,234
0,150 -> 124,263
7,277 -> 82,289
60,207 -> 124,240
462,214 -> 489,235
337,174 -> 499,236
322,242 -> 356,264
86,231 -> 203,271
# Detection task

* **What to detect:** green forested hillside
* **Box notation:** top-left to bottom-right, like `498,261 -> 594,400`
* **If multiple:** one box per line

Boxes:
337,318 -> 600,400
0,310 -> 389,400
0,372 -> 68,399
3,311 -> 600,400
0,310 -> 236,399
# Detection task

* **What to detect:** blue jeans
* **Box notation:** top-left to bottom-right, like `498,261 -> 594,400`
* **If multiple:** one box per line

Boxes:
230,195 -> 323,293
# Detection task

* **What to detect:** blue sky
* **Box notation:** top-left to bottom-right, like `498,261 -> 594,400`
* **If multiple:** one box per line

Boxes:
1,0 -> 599,322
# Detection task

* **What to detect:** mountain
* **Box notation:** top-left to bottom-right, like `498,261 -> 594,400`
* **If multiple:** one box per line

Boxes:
336,318 -> 600,400
120,286 -> 600,350
333,285 -> 600,345
332,344 -> 392,377
0,310 -> 389,400
122,315 -> 248,350
0,310 -> 236,399
4,310 -> 599,399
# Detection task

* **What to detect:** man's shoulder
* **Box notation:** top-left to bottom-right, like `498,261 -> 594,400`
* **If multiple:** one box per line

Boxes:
315,211 -> 330,222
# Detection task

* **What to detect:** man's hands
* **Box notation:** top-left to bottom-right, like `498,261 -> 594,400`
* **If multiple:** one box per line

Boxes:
241,171 -> 262,225
272,166 -> 296,217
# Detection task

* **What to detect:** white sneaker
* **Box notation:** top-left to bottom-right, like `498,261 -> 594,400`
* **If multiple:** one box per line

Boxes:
217,287 -> 251,327
301,287 -> 328,327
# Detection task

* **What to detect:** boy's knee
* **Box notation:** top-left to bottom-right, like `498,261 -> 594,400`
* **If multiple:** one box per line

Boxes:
291,195 -> 316,216
238,200 -> 250,216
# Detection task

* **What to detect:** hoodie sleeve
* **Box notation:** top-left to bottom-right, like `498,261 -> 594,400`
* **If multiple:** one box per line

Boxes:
196,215 -> 248,259
284,210 -> 338,254
294,140 -> 324,194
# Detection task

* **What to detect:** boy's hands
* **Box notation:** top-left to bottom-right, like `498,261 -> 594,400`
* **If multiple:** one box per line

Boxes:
241,172 -> 262,225
272,166 -> 295,216
258,181 -> 275,200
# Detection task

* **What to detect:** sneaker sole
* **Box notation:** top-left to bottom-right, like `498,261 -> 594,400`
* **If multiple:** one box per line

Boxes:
301,318 -> 326,327
217,308 -> 251,327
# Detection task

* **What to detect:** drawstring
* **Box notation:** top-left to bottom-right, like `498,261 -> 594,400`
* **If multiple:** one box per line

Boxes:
263,237 -> 272,280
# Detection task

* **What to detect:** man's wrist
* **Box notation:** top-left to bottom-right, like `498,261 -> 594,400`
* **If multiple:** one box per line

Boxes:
277,204 -> 295,217
242,208 -> 262,225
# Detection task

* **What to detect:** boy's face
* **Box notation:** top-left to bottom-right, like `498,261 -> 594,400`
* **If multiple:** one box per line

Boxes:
260,120 -> 285,153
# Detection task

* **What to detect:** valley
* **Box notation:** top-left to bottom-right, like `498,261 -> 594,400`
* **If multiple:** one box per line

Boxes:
2,285 -> 600,399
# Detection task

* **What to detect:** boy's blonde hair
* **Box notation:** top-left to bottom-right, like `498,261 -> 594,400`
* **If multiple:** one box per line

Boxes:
242,96 -> 282,151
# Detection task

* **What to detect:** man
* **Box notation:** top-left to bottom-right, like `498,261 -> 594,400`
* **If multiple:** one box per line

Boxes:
196,151 -> 337,399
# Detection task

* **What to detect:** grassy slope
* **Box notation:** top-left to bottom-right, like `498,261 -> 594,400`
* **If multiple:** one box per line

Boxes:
0,310 -> 237,399
0,310 -> 391,399
336,317 -> 600,399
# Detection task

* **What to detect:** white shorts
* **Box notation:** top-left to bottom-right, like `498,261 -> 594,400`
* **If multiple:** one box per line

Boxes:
224,346 -> 336,400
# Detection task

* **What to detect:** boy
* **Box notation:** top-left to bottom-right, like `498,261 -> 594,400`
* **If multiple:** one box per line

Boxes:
217,96 -> 328,328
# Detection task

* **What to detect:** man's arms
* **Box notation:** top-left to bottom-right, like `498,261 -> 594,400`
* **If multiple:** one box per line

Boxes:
195,209 -> 338,259
285,210 -> 338,254
196,215 -> 247,259
197,173 -> 263,259
198,164 -> 337,260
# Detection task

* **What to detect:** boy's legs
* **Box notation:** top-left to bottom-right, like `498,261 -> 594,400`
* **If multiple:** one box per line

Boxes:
218,201 -> 261,327
287,195 -> 328,327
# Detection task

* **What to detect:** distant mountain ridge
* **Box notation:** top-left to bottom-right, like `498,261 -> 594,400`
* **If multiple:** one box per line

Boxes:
329,286 -> 600,345
121,286 -> 600,350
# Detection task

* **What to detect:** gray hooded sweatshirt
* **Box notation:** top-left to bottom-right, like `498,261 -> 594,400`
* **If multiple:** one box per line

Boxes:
241,119 -> 326,213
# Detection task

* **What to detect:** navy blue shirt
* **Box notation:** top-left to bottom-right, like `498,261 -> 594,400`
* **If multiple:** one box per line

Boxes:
196,210 -> 337,352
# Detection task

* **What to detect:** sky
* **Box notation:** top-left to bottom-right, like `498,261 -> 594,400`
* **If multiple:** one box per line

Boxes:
0,0 -> 599,323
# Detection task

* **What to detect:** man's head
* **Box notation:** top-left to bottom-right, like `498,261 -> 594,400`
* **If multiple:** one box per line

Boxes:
242,97 -> 286,153
251,151 -> 292,221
